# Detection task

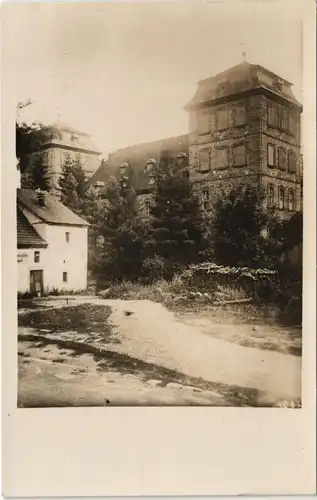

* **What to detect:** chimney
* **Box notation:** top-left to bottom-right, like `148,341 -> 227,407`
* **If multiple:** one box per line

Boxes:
36,189 -> 46,207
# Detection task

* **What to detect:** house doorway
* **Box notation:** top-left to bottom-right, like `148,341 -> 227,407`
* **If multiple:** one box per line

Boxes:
30,270 -> 44,296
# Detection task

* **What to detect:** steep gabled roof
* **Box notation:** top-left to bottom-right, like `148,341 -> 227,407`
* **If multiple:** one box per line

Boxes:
185,61 -> 302,110
87,134 -> 189,193
17,207 -> 48,248
17,189 -> 89,227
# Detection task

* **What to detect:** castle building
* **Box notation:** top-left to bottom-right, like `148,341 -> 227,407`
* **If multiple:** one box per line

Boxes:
185,61 -> 302,218
30,121 -> 101,192
88,61 -> 303,219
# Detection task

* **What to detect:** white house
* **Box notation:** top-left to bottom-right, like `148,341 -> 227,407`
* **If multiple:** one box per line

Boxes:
17,189 -> 89,295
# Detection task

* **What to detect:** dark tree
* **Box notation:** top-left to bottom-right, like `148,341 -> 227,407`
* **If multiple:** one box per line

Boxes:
147,153 -> 203,272
58,155 -> 80,212
93,176 -> 147,285
211,184 -> 275,268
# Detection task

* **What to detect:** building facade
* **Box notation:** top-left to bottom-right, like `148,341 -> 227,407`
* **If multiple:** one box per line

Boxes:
17,189 -> 89,294
185,61 -> 302,219
31,121 -> 101,192
87,61 -> 303,219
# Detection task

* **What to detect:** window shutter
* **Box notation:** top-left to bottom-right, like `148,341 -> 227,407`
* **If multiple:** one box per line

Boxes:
288,150 -> 297,173
278,147 -> 287,171
213,148 -> 229,170
235,106 -> 247,126
199,149 -> 210,172
233,145 -> 246,167
198,113 -> 210,134
217,110 -> 228,130
267,144 -> 275,167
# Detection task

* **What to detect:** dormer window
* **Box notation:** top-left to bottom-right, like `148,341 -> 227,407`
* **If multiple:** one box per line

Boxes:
71,134 -> 79,141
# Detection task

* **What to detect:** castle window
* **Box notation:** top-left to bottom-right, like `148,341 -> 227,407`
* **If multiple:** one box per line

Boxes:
213,147 -> 229,170
267,184 -> 275,208
63,272 -> 68,283
289,111 -> 296,136
198,113 -> 210,134
217,109 -> 228,131
289,189 -> 295,211
65,232 -> 70,243
278,147 -> 287,171
234,106 -> 247,127
288,150 -> 297,173
278,108 -> 287,131
278,187 -> 285,210
267,144 -> 275,167
34,251 -> 40,263
268,104 -> 278,128
199,148 -> 210,172
233,144 -> 246,167
202,190 -> 210,211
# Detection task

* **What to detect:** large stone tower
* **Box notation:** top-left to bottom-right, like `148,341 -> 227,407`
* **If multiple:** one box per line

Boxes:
185,61 -> 302,218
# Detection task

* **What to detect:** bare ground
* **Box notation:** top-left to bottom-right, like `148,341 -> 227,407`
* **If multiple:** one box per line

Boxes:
18,297 -> 302,407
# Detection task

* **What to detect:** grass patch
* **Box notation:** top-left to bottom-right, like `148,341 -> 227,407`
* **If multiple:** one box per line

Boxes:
18,304 -> 113,336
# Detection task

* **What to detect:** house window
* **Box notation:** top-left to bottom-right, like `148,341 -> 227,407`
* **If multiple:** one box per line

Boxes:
278,187 -> 285,210
233,106 -> 247,127
278,147 -> 287,171
63,272 -> 68,283
198,113 -> 210,134
288,150 -> 297,173
199,149 -> 210,172
268,104 -> 278,128
217,109 -> 228,131
213,147 -> 229,170
267,185 -> 275,208
202,190 -> 210,211
34,251 -> 40,263
267,144 -> 275,167
65,232 -> 70,243
233,145 -> 246,167
289,189 -> 295,211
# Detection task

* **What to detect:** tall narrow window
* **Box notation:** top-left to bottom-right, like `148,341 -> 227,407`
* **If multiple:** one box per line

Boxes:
278,108 -> 286,131
65,232 -> 70,243
202,190 -> 210,211
267,185 -> 275,208
288,150 -> 297,173
289,189 -> 295,211
213,147 -> 229,170
63,272 -> 68,283
217,109 -> 228,131
233,145 -> 246,167
199,149 -> 210,172
278,187 -> 285,210
234,106 -> 247,127
278,147 -> 287,171
268,104 -> 278,127
34,251 -> 40,263
267,144 -> 275,167
198,113 -> 210,134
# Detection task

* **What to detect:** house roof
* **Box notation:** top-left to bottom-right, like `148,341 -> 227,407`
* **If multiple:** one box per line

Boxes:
17,189 -> 89,227
88,134 -> 189,193
17,207 -> 48,248
40,121 -> 101,155
185,61 -> 302,110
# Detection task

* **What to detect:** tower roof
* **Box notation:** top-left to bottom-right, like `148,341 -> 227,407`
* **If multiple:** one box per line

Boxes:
185,61 -> 302,110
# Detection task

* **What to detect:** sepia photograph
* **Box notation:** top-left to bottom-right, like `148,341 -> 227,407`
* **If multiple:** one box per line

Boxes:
13,1 -> 304,409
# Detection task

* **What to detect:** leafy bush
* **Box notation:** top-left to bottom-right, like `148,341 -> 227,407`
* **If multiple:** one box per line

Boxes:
141,255 -> 165,283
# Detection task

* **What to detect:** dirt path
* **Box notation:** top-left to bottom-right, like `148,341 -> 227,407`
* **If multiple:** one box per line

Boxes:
98,299 -> 301,405
18,341 -> 230,407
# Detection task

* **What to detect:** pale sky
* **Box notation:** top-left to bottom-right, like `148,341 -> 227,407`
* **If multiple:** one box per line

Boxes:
4,0 -> 303,156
